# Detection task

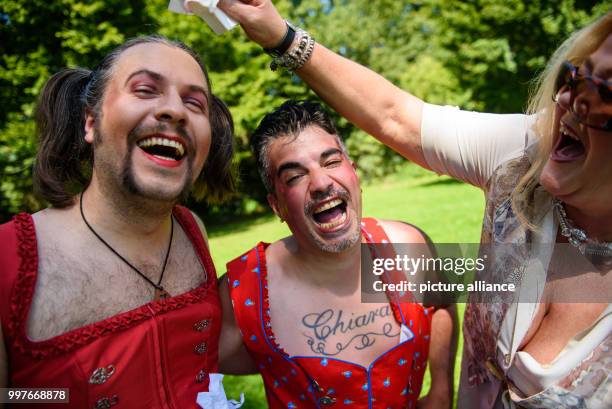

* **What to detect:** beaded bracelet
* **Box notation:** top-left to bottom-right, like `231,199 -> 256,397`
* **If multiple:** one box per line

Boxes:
269,28 -> 315,72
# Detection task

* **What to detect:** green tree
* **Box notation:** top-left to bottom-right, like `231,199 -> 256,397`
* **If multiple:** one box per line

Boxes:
0,0 -> 154,220
1,0 -> 609,222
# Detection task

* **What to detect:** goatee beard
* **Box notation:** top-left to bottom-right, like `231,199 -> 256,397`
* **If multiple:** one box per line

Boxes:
94,124 -> 196,204
120,141 -> 194,203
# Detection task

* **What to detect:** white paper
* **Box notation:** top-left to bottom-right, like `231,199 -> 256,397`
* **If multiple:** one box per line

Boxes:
196,373 -> 245,409
168,0 -> 237,35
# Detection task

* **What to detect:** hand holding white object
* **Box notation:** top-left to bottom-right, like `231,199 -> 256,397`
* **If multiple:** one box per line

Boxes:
168,0 -> 237,35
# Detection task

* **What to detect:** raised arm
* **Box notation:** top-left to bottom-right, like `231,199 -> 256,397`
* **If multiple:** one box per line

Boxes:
218,0 -> 429,168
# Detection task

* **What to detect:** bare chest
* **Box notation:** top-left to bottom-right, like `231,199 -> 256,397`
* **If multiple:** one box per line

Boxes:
518,246 -> 611,363
26,229 -> 206,341
268,286 -> 401,367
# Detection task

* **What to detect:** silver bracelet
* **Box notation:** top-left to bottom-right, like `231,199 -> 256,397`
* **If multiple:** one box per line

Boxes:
270,28 -> 315,72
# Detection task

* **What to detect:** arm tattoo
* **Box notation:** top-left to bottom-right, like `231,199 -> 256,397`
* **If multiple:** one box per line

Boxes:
301,306 -> 399,356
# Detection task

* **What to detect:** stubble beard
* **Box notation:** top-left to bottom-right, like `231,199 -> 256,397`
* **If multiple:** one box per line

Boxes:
309,218 -> 362,253
312,232 -> 361,253
303,187 -> 361,253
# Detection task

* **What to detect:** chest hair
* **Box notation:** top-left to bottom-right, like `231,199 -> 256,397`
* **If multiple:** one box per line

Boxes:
27,226 -> 206,341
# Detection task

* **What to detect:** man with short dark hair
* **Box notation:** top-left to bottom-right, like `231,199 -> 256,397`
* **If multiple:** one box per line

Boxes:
0,36 -> 234,408
219,100 -> 456,409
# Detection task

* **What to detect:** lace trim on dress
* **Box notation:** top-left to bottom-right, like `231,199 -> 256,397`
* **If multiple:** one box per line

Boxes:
9,208 -> 217,359
256,242 -> 285,356
9,213 -> 38,348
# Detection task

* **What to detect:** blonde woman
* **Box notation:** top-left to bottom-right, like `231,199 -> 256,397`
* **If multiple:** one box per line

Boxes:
217,2 -> 611,408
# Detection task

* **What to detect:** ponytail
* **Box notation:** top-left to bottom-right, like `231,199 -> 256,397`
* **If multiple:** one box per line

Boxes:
192,94 -> 236,203
34,68 -> 93,207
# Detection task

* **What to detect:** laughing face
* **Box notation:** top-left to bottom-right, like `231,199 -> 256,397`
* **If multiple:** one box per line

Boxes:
540,34 -> 612,216
267,126 -> 362,253
85,42 -> 212,203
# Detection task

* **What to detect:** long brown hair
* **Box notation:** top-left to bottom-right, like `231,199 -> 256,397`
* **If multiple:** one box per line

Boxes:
34,35 -> 235,208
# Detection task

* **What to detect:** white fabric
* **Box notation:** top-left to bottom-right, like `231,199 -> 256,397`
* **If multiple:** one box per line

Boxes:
421,103 -> 537,189
507,305 -> 612,398
196,373 -> 245,409
400,323 -> 414,343
168,0 -> 237,34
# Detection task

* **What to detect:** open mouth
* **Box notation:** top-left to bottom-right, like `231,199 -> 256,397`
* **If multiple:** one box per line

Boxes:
551,124 -> 585,162
136,136 -> 186,162
312,198 -> 348,230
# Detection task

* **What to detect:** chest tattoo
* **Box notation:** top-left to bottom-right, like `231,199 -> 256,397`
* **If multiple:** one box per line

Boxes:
301,305 -> 399,356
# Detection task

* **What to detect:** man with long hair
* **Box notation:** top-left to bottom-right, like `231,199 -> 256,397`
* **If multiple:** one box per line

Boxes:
0,36 -> 234,408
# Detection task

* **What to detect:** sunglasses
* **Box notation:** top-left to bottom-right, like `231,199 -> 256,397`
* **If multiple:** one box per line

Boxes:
553,60 -> 612,132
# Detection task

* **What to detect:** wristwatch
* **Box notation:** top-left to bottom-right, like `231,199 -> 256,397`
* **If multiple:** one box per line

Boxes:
263,20 -> 296,57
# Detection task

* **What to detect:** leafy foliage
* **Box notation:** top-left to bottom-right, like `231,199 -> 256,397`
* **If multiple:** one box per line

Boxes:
0,0 -> 609,221
0,0 -> 154,219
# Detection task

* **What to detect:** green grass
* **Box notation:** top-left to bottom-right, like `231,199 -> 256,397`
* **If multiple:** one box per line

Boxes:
208,164 -> 485,408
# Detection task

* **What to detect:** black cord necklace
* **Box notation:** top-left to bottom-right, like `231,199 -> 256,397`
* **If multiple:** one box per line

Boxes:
79,193 -> 173,301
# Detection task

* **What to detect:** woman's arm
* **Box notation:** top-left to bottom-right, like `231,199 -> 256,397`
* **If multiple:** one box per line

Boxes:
218,0 -> 429,168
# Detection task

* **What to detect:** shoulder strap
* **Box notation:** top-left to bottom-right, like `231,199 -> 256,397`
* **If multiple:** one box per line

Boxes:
0,214 -> 34,346
361,217 -> 391,243
361,217 -> 433,327
172,206 -> 217,288
226,244 -> 269,354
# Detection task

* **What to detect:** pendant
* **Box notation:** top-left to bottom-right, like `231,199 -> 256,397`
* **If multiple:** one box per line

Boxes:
154,288 -> 170,301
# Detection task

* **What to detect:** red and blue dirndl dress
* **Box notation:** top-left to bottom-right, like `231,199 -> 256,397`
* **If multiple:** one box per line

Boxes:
226,218 -> 432,409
